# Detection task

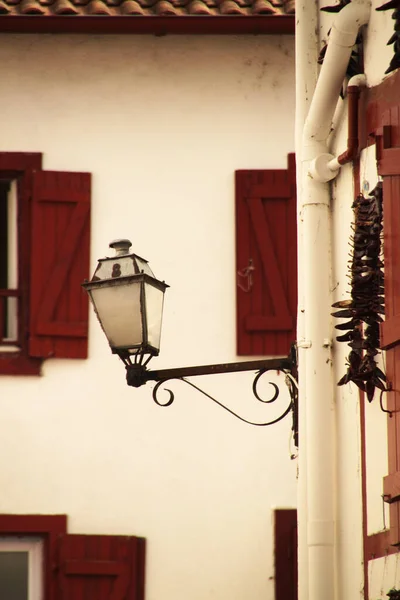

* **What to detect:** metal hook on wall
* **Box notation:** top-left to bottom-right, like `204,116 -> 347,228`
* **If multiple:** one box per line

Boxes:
237,258 -> 255,292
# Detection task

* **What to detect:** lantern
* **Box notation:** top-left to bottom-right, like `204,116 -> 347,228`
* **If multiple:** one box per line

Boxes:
82,239 -> 168,365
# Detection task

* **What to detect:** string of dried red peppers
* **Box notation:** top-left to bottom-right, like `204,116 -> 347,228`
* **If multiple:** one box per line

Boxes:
332,182 -> 386,402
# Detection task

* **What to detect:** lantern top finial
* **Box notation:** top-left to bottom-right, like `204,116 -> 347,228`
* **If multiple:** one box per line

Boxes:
109,239 -> 132,256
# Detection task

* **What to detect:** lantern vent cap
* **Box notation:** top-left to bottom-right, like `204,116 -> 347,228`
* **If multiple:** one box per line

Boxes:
109,239 -> 132,256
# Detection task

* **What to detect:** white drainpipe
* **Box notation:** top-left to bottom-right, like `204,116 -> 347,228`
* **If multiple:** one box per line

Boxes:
295,3 -> 320,600
298,2 -> 371,600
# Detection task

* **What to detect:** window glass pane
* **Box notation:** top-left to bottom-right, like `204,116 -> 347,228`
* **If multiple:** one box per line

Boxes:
7,181 -> 18,290
0,180 -> 18,344
5,297 -> 18,341
0,551 -> 28,600
0,181 -> 9,341
0,181 -> 8,290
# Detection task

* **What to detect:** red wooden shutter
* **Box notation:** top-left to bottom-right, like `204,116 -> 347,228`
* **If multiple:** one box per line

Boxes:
235,153 -> 297,356
29,170 -> 91,359
377,107 -> 400,545
274,509 -> 297,600
57,534 -> 146,600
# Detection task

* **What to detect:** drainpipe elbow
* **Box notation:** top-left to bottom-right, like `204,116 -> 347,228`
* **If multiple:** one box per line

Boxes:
330,1 -> 371,48
302,4 -> 370,151
347,73 -> 367,88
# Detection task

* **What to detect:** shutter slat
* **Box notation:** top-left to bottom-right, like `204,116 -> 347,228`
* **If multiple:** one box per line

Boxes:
35,202 -> 89,331
36,322 -> 87,337
64,560 -> 125,576
249,181 -> 291,198
235,154 -> 297,356
384,471 -> 400,502
29,170 -> 91,360
247,197 -> 291,317
379,148 -> 400,175
245,315 -> 293,331
58,534 -> 146,600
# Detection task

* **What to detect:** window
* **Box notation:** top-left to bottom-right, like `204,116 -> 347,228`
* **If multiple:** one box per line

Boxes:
0,515 -> 146,600
0,153 -> 91,375
0,537 -> 43,600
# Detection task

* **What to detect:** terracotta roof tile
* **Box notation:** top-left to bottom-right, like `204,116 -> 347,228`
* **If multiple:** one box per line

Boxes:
153,0 -> 182,15
0,0 -> 295,17
52,0 -> 80,14
284,0 -> 294,13
252,0 -> 278,14
19,0 -> 47,13
218,0 -> 246,14
187,0 -> 213,15
119,0 -> 146,14
87,0 -> 114,13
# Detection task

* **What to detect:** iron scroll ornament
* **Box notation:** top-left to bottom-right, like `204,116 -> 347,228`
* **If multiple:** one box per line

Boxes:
125,345 -> 299,446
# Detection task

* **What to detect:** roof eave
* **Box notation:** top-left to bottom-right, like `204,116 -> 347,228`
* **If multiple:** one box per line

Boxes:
0,14 -> 295,35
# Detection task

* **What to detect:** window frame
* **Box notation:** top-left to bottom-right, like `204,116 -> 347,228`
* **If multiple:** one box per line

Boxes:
0,153 -> 43,375
0,514 -> 67,600
0,536 -> 44,600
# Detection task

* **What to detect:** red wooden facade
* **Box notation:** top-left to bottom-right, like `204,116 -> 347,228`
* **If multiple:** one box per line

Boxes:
235,154 -> 297,357
377,106 -> 400,547
359,71 -> 400,561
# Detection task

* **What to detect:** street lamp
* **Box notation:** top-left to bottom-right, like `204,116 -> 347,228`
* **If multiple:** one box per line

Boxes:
83,240 -> 298,442
82,239 -> 168,366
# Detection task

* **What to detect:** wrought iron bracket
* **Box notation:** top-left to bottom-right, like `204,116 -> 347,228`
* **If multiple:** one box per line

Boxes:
125,345 -> 299,446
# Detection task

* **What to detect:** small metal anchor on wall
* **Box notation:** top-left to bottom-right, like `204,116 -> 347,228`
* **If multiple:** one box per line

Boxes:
237,258 -> 255,292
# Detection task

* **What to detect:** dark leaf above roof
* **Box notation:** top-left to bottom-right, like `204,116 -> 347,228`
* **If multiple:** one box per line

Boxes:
0,0 -> 295,33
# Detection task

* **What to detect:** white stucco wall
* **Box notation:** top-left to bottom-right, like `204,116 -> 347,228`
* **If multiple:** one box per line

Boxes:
369,554 -> 400,600
0,34 -> 296,600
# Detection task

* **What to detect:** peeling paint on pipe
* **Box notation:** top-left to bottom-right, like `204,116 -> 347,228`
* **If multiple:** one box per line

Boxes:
297,3 -> 371,600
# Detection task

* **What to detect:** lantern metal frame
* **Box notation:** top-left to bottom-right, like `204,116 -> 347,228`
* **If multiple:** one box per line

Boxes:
121,343 -> 299,446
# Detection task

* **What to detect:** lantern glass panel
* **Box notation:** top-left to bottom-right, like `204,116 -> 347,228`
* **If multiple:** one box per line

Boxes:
89,281 -> 143,351
144,282 -> 165,351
